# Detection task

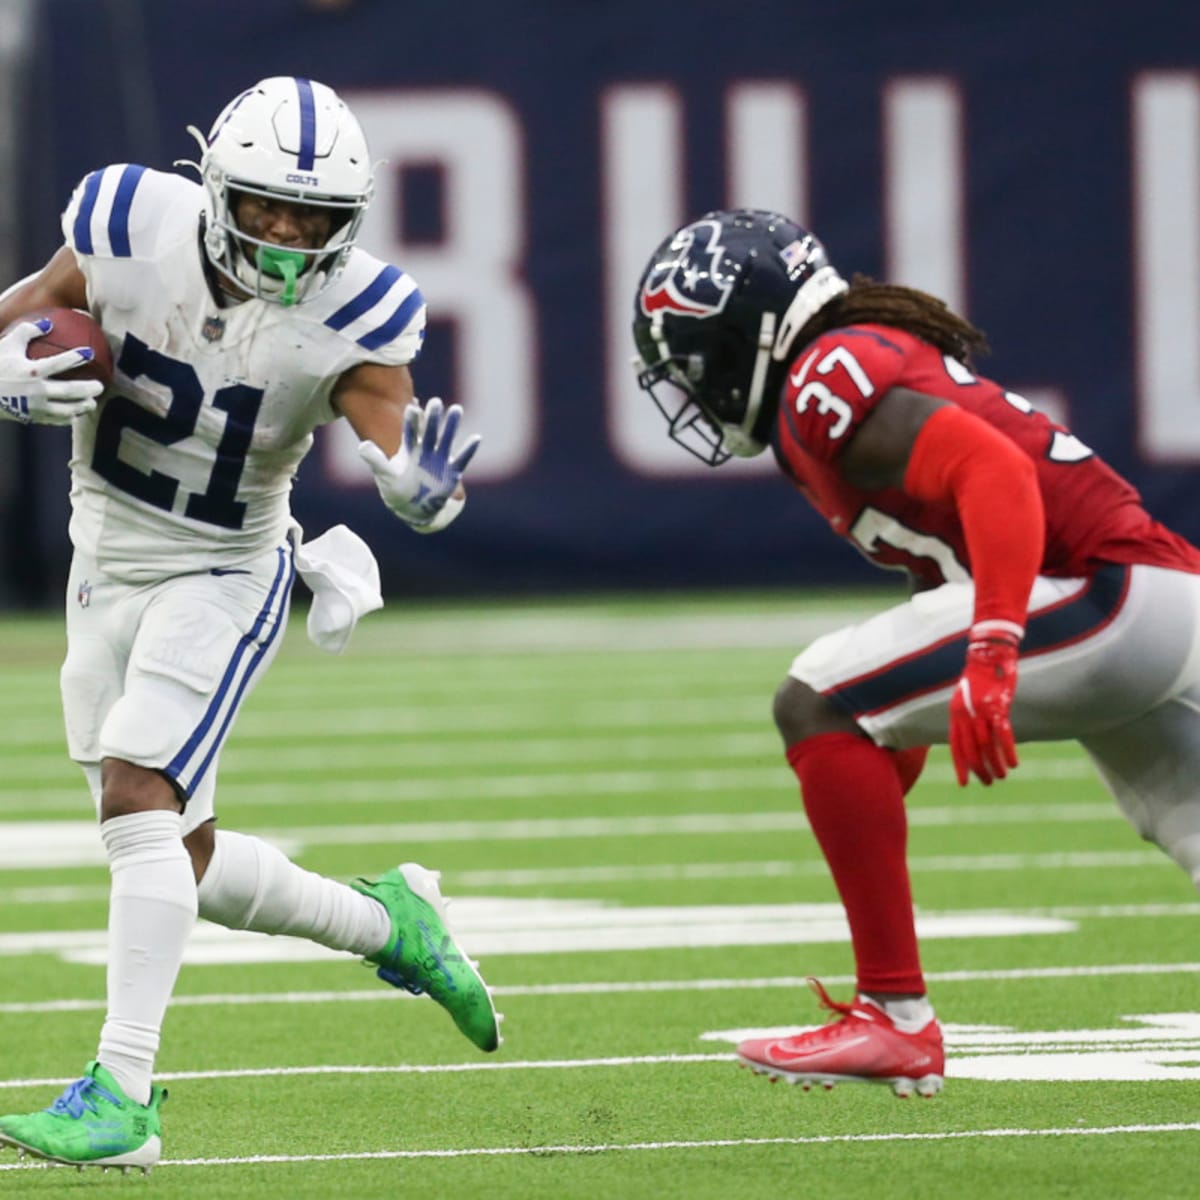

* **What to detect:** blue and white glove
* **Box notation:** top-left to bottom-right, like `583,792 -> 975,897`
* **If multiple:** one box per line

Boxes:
0,317 -> 102,425
358,397 -> 481,532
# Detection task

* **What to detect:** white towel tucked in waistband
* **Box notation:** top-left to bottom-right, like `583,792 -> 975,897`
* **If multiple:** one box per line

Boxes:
292,524 -> 383,654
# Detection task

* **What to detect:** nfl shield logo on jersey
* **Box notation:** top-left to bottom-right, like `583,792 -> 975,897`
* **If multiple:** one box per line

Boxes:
201,314 -> 226,343
77,579 -> 92,608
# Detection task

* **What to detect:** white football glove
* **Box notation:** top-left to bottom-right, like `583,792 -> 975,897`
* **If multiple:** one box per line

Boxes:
0,317 -> 102,426
358,397 -> 481,531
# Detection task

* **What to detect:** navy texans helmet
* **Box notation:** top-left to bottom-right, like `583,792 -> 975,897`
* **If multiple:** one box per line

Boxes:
632,209 -> 848,465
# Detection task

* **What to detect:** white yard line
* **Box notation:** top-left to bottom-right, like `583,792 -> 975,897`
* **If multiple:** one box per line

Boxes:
0,848 -> 1168,904
0,800 -> 1126,867
0,695 -> 777,747
238,802 -> 1124,846
0,732 -> 777,783
2,1122 -> 1198,1172
2,961 -> 1198,1017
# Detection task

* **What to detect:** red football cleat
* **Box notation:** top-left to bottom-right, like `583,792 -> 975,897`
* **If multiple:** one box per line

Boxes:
737,978 -> 944,1098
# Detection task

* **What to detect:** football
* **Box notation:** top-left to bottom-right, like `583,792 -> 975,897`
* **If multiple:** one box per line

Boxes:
9,307 -> 114,387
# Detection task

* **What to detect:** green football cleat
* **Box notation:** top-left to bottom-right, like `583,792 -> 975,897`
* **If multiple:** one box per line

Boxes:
0,1061 -> 165,1173
352,861 -> 502,1052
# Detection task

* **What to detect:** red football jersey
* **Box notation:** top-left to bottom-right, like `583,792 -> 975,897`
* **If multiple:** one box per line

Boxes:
771,324 -> 1200,589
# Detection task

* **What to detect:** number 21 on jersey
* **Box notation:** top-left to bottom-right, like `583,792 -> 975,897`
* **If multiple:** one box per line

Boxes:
91,334 -> 263,531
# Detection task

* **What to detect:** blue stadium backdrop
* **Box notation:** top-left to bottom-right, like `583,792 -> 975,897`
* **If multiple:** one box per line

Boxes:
7,0 -> 1200,600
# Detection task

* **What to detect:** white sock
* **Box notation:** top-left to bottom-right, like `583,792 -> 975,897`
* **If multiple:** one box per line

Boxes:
861,994 -> 936,1033
97,810 -> 197,1106
197,829 -> 389,956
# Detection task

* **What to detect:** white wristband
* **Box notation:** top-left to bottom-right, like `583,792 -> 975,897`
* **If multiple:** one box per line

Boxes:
408,492 -> 465,534
969,619 -> 1024,642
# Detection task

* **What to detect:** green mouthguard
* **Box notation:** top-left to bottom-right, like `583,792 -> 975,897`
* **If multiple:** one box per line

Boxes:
256,245 -> 305,306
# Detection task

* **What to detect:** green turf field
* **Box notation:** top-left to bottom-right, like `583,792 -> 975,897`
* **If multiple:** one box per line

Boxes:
1,591 -> 1198,1198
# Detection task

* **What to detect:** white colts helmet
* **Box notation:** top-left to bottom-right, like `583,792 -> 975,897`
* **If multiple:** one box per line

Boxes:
188,76 -> 374,305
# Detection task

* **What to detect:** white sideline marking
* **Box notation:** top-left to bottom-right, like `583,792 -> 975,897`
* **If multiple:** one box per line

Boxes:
2,961 -> 1198,1016
12,1014 -> 1200,1094
0,902 -> 1074,965
2,1054 -> 732,1091
0,848 -> 1170,905
7,1022 -> 1200,1091
0,800 -> 1122,868
4,899 -> 1200,968
2,1123 -> 1198,1171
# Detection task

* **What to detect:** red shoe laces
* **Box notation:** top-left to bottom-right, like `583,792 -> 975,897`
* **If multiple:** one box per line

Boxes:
807,976 -> 859,1019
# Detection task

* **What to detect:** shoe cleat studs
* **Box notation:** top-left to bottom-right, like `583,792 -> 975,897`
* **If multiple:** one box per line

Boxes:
822,1081 -> 835,1092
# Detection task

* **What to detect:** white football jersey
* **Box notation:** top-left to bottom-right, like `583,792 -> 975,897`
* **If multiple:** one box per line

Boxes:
61,163 -> 425,582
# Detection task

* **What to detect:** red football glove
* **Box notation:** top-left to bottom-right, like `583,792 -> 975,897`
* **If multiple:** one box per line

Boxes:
948,632 -> 1020,786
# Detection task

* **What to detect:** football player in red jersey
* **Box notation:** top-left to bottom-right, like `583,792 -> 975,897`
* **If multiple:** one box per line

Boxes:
632,209 -> 1200,1098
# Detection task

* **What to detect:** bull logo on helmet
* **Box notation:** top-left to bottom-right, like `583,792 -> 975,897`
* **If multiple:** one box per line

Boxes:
639,219 -> 734,318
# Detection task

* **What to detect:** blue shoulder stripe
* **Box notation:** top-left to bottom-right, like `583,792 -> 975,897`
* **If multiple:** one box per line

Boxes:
71,164 -> 147,257
71,171 -> 104,254
108,165 -> 147,257
324,265 -> 403,331
357,288 -> 425,351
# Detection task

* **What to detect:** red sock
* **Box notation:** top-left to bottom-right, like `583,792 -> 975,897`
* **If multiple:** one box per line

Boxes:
891,746 -> 929,796
786,732 -> 926,994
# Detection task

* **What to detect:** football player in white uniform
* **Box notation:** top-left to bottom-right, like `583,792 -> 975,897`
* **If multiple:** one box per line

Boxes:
0,78 -> 500,1172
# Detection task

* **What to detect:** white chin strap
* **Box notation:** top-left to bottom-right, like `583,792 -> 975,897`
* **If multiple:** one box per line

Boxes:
720,310 -> 776,458
720,265 -> 849,458
718,426 -> 767,458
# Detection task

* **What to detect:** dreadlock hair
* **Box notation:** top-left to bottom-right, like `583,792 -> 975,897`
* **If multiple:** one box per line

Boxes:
798,273 -> 989,366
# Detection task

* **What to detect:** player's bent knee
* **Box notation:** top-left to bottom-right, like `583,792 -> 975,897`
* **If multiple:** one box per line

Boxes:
773,676 -> 861,745
99,758 -> 182,822
183,820 -> 216,882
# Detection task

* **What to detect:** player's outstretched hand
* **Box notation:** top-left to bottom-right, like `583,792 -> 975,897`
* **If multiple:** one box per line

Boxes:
359,397 -> 481,529
948,631 -> 1020,786
0,317 -> 102,425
